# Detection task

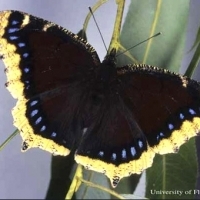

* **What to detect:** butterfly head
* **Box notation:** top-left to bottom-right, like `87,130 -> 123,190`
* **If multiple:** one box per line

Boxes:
102,48 -> 117,67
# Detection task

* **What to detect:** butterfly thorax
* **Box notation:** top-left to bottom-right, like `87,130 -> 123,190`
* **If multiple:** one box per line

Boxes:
82,49 -> 118,123
96,48 -> 117,84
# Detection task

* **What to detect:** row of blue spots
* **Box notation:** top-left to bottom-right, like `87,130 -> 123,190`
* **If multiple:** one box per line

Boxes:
29,101 -> 45,131
156,107 -> 198,142
29,99 -> 58,139
29,108 -> 43,127
7,19 -> 31,77
97,140 -> 144,161
7,19 -> 20,36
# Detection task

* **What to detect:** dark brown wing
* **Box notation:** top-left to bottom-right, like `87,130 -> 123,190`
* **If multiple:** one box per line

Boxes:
75,64 -> 200,187
118,64 -> 200,154
0,10 -> 100,155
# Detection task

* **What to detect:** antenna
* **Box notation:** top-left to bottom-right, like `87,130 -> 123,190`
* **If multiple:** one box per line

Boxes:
116,32 -> 162,57
89,7 -> 108,52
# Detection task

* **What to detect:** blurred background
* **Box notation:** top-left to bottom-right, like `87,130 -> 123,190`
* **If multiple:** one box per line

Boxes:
0,0 -> 199,199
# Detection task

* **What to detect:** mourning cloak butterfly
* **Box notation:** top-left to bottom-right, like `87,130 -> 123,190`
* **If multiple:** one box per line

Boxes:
0,10 -> 200,188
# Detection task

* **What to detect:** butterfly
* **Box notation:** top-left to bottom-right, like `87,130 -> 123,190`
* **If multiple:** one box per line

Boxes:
0,10 -> 200,188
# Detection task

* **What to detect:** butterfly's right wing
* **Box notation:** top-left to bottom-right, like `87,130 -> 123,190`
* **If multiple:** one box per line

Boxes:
75,64 -> 200,187
116,64 -> 200,154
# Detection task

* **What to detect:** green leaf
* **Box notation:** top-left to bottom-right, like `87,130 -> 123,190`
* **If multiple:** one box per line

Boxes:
45,155 -> 75,199
120,0 -> 189,72
146,138 -> 197,199
75,170 -> 111,199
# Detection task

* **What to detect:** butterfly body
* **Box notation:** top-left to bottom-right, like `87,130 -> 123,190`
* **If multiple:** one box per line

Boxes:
0,10 -> 200,187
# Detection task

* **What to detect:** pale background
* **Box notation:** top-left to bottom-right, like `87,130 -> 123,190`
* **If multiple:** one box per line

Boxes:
0,0 -> 199,199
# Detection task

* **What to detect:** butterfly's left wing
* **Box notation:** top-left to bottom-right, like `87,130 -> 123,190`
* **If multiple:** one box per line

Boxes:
0,10 -> 101,156
75,64 -> 200,187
